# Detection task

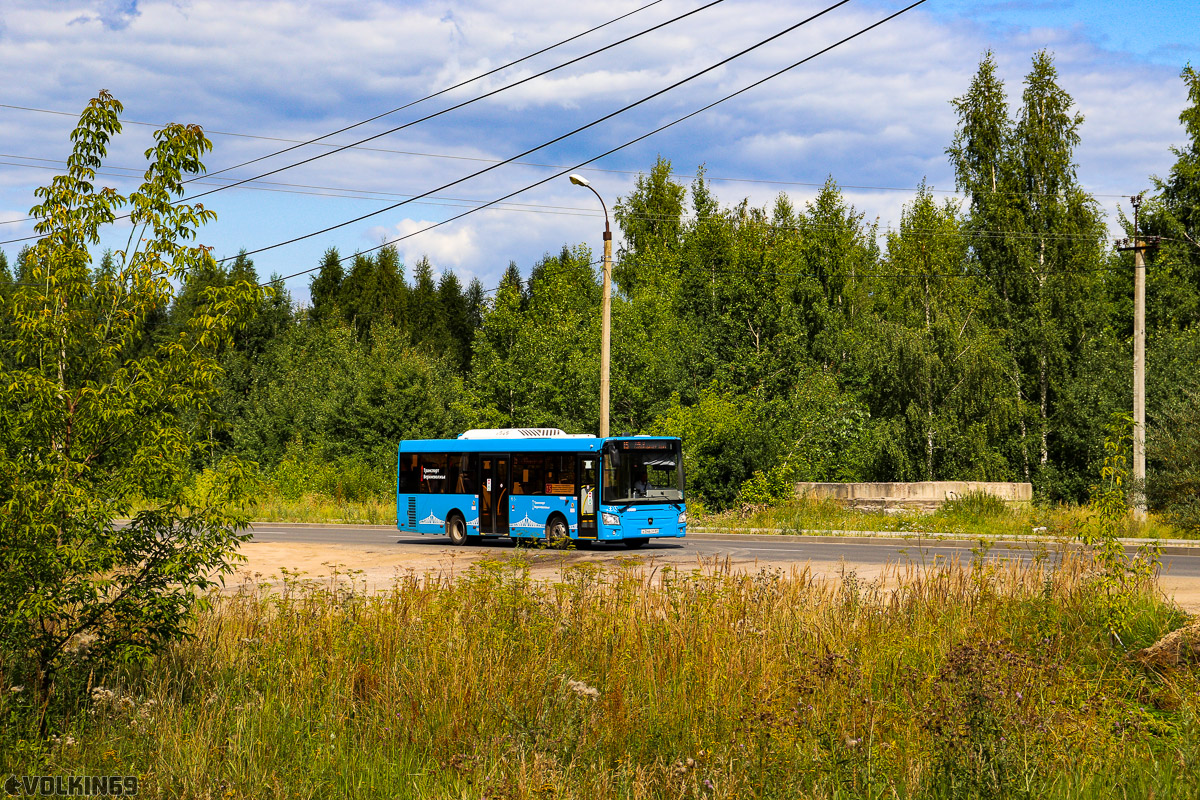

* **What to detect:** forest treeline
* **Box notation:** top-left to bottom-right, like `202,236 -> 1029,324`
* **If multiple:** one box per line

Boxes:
2,52 -> 1198,521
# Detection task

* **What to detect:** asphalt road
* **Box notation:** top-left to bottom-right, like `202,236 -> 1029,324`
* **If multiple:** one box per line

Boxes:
247,523 -> 1200,578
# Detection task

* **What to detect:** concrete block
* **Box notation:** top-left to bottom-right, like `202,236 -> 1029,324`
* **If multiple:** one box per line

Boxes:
794,481 -> 1032,513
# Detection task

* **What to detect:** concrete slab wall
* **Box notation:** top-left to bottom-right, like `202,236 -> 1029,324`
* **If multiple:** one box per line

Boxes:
795,481 -> 1033,512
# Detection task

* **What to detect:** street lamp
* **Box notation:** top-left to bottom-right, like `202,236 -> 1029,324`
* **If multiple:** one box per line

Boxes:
569,173 -> 612,438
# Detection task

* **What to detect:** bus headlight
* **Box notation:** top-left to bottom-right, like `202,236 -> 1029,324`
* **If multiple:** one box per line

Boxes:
678,511 -> 687,524
602,512 -> 620,526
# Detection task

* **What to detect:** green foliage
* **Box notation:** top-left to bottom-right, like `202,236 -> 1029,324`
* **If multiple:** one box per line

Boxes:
863,185 -> 1016,482
222,320 -> 467,471
0,92 -> 257,717
655,375 -> 866,510
468,246 -> 601,432
32,49 -> 1196,524
269,447 -> 392,503
1148,381 -> 1200,533
949,51 -> 1109,498
1143,65 -> 1200,329
1081,414 -> 1162,639
941,489 -> 1009,519
612,155 -> 686,293
307,246 -> 344,324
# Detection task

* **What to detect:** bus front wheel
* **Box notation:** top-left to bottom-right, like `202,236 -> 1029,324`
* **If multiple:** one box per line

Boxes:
446,514 -> 469,546
623,537 -> 648,549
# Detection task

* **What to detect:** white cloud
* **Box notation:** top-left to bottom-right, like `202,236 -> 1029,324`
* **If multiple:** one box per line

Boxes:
0,0 -> 1195,295
376,218 -> 481,275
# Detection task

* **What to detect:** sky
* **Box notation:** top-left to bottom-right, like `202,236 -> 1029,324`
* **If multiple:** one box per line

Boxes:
1,0 -> 1197,302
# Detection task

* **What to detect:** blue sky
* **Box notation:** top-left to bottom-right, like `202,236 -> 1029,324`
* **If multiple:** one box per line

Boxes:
934,1 -> 1200,66
1,0 -> 1197,301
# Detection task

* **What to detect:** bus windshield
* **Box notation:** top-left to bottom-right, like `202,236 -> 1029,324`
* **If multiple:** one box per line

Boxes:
602,439 -> 684,504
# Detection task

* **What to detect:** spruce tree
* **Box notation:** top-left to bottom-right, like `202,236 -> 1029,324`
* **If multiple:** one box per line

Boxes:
437,270 -> 470,371
409,256 -> 451,354
308,247 -> 344,324
374,244 -> 407,332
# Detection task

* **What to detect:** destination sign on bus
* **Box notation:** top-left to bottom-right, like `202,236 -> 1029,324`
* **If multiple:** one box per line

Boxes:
619,440 -> 673,450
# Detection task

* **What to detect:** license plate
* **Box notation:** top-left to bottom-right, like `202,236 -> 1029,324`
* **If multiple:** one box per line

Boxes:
641,528 -> 659,535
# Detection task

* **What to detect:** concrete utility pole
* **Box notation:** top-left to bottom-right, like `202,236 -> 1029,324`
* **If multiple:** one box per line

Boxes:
1117,195 -> 1159,520
569,174 -> 612,438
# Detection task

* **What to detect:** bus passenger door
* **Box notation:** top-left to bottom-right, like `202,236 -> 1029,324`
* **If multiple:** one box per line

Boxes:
577,455 -> 598,539
480,455 -> 510,534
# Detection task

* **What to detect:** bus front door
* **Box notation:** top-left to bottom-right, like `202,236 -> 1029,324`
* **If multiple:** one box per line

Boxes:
577,454 -> 598,539
479,455 -> 510,534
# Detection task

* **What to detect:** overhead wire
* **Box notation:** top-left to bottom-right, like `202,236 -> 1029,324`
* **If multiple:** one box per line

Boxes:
268,0 -> 1033,288
0,2 -> 1162,268
0,0 -> 666,189
0,0 -> 723,242
0,107 -> 1136,202
0,156 -> 605,219
174,0 -> 729,207
188,0 -> 668,184
239,0 -> 860,270
0,153 -> 1153,246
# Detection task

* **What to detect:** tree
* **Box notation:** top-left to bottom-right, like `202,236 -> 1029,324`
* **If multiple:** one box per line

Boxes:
0,250 -> 12,370
1141,66 -> 1200,527
0,249 -> 11,294
613,155 -> 686,292
1144,65 -> 1200,330
468,248 -> 600,431
948,51 -> 1108,496
865,187 -> 1014,481
0,92 -> 259,724
224,319 -> 466,482
308,247 -> 344,324
437,270 -> 471,371
409,255 -> 452,355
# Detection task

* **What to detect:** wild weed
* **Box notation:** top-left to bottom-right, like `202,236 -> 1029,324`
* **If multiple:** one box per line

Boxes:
5,555 -> 1195,798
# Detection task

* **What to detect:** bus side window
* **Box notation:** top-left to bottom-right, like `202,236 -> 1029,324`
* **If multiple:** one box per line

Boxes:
398,454 -> 420,493
545,453 -> 576,494
512,453 -> 547,495
419,453 -> 449,494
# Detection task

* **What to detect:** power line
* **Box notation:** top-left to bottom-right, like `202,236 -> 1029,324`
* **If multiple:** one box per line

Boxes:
0,0 -> 667,186
240,0 -> 859,269
0,114 -> 1136,232
0,0 -> 723,244
0,154 -> 1144,247
272,0 -> 1048,288
175,0 -> 728,205
192,0 -> 668,185
0,103 -> 1138,205
0,157 -> 605,219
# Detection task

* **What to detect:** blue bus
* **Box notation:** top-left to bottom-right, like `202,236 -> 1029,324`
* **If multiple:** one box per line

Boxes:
396,428 -> 686,547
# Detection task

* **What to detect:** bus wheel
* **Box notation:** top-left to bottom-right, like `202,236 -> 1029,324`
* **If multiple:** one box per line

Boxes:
545,516 -> 570,549
446,514 -> 469,546
623,538 -> 648,549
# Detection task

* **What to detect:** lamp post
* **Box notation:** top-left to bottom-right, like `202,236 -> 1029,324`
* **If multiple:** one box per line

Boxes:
570,173 -> 612,438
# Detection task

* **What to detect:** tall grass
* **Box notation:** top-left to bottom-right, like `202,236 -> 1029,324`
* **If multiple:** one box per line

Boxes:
3,554 -> 1197,798
700,495 -> 1188,540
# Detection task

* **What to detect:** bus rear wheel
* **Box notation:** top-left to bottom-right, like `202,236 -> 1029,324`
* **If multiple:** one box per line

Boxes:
446,514 -> 469,546
623,537 -> 648,549
545,515 -> 571,549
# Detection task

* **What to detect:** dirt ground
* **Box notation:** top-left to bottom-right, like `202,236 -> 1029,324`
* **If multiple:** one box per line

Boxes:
229,539 -> 1200,614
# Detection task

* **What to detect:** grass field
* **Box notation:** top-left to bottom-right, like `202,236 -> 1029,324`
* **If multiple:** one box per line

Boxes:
3,553 -> 1197,798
